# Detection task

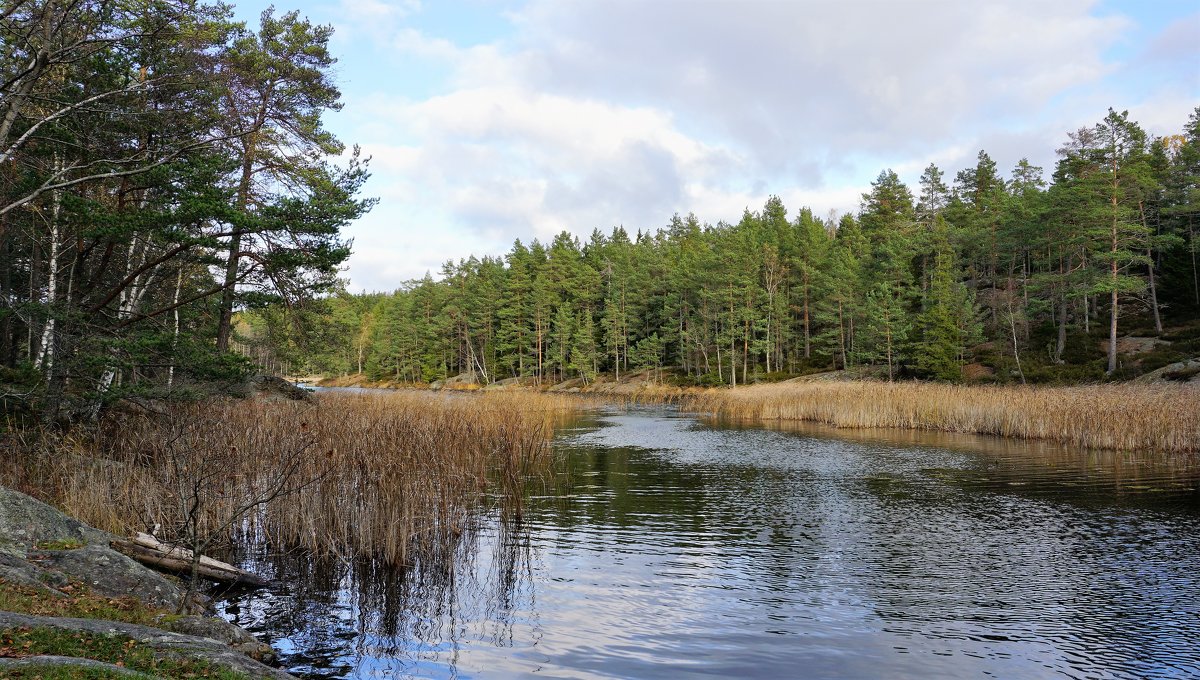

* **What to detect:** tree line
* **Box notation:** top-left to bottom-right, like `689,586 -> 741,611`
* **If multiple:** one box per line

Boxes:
0,0 -> 372,420
248,108 -> 1200,387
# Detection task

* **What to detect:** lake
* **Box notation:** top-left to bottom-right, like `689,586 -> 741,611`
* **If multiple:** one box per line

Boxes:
217,405 -> 1200,679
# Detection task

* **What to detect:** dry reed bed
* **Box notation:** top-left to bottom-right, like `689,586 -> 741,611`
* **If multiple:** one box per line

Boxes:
2,391 -> 581,567
268,391 -> 575,566
682,382 -> 1200,453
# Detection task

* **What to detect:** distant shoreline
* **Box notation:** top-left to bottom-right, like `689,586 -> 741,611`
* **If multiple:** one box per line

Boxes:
292,372 -> 1199,455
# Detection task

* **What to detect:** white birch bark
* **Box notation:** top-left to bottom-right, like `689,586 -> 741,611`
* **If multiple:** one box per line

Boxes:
33,155 -> 63,372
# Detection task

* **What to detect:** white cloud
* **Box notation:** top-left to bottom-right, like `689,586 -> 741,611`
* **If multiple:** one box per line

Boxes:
506,0 -> 1130,163
328,0 -> 1195,290
330,0 -> 422,44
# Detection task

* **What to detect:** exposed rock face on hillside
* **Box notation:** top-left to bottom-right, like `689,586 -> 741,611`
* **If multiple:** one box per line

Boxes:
482,376 -> 539,391
1135,358 -> 1200,384
0,485 -> 290,678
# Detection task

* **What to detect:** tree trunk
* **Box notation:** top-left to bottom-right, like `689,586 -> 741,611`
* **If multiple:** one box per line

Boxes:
1147,246 -> 1162,334
803,281 -> 811,359
216,132 -> 260,352
1107,171 -> 1119,374
837,301 -> 846,371
215,235 -> 243,353
716,339 -> 722,385
34,166 -> 62,372
1055,285 -> 1068,364
742,314 -> 749,385
1108,287 -> 1118,374
1008,281 -> 1026,384
884,312 -> 893,382
168,267 -> 183,388
728,288 -> 736,386
1190,221 -> 1199,306
1021,256 -> 1031,343
729,327 -> 737,388
764,307 -> 771,374
1139,202 -> 1162,333
111,535 -> 267,587
848,315 -> 855,368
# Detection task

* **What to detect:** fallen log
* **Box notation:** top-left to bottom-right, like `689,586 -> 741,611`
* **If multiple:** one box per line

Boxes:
129,532 -> 255,578
110,534 -> 268,587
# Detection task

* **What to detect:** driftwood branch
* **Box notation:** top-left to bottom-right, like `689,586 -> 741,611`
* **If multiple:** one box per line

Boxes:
110,532 -> 268,587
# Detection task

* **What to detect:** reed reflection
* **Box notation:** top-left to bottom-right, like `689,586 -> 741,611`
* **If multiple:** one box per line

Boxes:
219,511 -> 539,678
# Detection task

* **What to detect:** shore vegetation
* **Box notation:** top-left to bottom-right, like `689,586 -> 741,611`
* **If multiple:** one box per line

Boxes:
682,381 -> 1200,453
2,391 -> 579,568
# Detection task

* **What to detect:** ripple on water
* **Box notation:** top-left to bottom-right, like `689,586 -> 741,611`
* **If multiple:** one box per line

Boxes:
218,407 -> 1200,679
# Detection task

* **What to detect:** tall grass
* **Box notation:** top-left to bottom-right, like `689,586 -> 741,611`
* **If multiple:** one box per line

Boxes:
0,391 -> 580,567
683,381 -> 1200,453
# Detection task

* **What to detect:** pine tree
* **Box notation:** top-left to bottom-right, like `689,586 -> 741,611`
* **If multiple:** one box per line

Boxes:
814,215 -> 866,370
215,9 -> 369,352
570,311 -> 599,383
915,245 -> 975,380
1056,109 -> 1156,373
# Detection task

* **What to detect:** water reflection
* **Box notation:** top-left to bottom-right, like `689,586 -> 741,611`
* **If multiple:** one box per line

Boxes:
219,517 -> 541,678
220,406 -> 1200,679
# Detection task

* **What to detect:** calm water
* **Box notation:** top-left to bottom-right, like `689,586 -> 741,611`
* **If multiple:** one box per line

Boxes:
218,407 -> 1200,679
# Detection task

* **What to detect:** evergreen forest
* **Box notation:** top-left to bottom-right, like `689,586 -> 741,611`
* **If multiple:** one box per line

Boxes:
0,1 -> 373,420
244,108 -> 1200,388
4,1 -> 1200,422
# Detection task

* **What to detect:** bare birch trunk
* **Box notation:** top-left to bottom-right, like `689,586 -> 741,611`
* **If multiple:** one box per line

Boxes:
33,158 -> 62,371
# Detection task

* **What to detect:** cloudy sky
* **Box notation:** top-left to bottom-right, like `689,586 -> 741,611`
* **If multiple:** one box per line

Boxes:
231,0 -> 1199,292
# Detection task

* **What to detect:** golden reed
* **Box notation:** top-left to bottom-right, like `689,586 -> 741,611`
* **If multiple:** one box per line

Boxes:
682,381 -> 1200,453
1,391 -> 580,567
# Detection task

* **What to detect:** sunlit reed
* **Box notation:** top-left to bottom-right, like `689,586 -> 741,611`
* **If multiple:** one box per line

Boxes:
1,391 -> 580,567
682,382 -> 1200,453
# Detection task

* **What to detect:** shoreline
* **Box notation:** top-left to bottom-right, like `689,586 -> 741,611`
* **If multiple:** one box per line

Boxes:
298,372 -> 1199,454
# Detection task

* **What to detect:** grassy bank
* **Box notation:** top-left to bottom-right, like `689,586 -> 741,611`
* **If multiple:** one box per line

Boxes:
1,391 -> 580,568
0,581 -> 244,678
682,381 -> 1200,453
0,625 -> 249,679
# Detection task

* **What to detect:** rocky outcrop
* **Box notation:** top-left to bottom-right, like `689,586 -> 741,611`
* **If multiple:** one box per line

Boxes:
546,377 -> 586,392
40,543 -> 189,611
0,654 -> 152,678
250,375 -> 313,402
430,372 -> 481,390
1101,335 -> 1171,355
482,376 -> 539,391
0,484 -> 110,554
0,485 -> 288,678
164,614 -> 276,660
1135,358 -> 1200,385
0,486 -> 185,611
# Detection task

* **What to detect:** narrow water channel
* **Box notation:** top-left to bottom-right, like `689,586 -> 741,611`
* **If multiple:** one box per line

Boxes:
218,406 -> 1200,679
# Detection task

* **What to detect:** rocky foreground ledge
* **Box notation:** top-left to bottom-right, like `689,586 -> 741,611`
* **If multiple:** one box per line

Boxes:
0,485 -> 293,679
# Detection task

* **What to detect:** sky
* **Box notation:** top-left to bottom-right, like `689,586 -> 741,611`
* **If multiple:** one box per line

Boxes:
229,0 -> 1199,292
